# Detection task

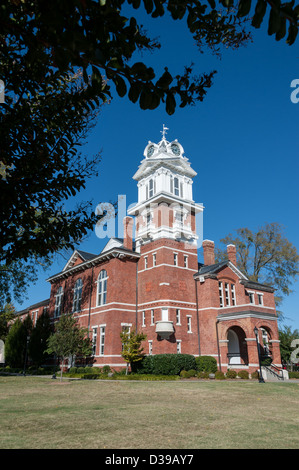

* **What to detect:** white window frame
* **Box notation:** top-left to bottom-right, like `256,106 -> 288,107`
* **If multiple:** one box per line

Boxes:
176,340 -> 182,354
176,309 -> 181,325
144,256 -> 148,270
121,324 -> 131,351
248,291 -> 255,305
174,253 -> 178,266
187,315 -> 192,333
142,311 -> 146,327
174,177 -> 179,196
153,253 -> 156,267
184,255 -> 188,268
73,278 -> 83,313
97,270 -> 108,306
99,325 -> 105,356
54,286 -> 63,318
148,340 -> 153,355
150,309 -> 155,325
219,282 -> 224,308
231,284 -> 236,306
92,327 -> 97,356
258,293 -> 264,306
225,283 -> 230,306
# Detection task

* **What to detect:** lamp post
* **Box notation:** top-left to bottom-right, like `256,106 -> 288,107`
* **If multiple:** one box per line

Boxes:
23,334 -> 30,376
254,326 -> 265,383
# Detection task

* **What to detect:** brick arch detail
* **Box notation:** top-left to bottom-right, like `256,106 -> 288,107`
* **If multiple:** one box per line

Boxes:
219,320 -> 250,340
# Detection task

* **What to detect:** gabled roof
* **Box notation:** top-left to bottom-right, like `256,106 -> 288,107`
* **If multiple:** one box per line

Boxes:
62,249 -> 97,272
194,260 -> 248,281
16,298 -> 50,316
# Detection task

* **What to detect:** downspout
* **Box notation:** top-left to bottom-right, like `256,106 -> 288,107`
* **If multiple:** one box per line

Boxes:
87,265 -> 94,335
135,260 -> 139,330
195,278 -> 201,357
216,319 -> 221,372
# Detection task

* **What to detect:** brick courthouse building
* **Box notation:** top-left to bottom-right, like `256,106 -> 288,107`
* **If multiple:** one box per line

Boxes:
17,130 -> 282,374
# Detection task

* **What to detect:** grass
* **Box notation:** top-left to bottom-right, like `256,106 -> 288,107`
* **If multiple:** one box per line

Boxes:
0,376 -> 299,449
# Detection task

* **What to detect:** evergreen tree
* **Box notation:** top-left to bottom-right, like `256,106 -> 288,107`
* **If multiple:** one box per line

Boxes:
29,310 -> 53,367
5,315 -> 32,368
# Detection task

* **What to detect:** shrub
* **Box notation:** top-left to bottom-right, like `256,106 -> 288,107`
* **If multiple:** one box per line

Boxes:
69,367 -> 77,374
196,356 -> 217,373
251,371 -> 259,379
197,371 -> 209,379
289,371 -> 299,379
226,369 -> 237,379
180,370 -> 190,378
238,370 -> 249,380
102,365 -> 111,374
82,373 -> 100,380
134,354 -> 197,376
215,371 -> 225,380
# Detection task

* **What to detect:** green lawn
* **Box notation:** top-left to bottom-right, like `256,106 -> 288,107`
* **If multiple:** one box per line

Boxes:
0,376 -> 298,449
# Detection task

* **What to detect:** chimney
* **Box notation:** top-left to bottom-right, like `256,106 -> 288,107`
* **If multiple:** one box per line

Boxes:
227,244 -> 237,265
202,240 -> 215,265
123,216 -> 134,251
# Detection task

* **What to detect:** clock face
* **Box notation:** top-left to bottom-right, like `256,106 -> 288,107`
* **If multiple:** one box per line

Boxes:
147,145 -> 155,157
171,144 -> 180,156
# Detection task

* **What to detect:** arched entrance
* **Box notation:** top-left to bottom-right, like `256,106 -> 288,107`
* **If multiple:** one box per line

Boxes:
227,326 -> 248,365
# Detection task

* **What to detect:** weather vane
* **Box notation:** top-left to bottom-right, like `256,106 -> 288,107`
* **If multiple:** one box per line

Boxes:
161,124 -> 169,140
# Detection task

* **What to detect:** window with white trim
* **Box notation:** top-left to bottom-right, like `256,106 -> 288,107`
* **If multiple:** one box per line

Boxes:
219,282 -> 224,308
231,284 -> 236,306
151,309 -> 155,325
225,283 -> 230,306
176,309 -> 181,325
142,311 -> 146,327
184,255 -> 188,268
176,340 -> 181,354
248,292 -> 255,304
148,341 -> 153,355
174,253 -> 178,266
258,293 -> 263,306
73,278 -> 83,312
121,325 -> 130,351
92,327 -> 97,355
174,177 -> 179,196
97,270 -> 108,306
99,326 -> 105,356
187,316 -> 192,333
54,286 -> 63,318
149,178 -> 154,198
153,253 -> 156,267
144,256 -> 148,270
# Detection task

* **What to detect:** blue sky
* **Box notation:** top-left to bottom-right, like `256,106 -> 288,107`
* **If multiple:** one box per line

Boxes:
15,7 -> 299,330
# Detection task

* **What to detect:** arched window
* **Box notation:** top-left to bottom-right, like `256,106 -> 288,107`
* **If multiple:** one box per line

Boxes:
54,286 -> 63,318
73,278 -> 83,312
97,270 -> 108,306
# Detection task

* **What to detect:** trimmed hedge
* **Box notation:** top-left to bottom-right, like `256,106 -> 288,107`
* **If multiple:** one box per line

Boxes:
226,369 -> 237,379
133,354 -> 197,376
238,370 -> 249,380
195,356 -> 217,373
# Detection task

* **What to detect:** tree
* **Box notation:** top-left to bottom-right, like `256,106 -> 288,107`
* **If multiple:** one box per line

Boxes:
0,258 -> 53,306
45,314 -> 92,380
5,315 -> 33,368
216,223 -> 299,315
29,310 -> 53,367
279,325 -> 299,369
0,303 -> 16,341
1,0 -> 297,269
120,328 -> 147,374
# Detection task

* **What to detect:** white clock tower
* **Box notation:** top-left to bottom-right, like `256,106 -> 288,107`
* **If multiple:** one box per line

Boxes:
128,127 -> 203,252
